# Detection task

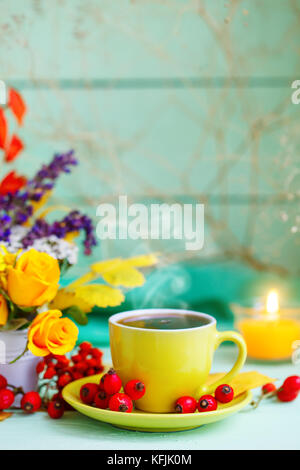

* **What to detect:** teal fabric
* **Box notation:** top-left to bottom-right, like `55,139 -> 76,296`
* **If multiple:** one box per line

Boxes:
61,262 -> 300,346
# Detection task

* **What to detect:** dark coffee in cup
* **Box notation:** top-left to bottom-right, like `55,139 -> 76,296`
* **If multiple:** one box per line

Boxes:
118,313 -> 210,330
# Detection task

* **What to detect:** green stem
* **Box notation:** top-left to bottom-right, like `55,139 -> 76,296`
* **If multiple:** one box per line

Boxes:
8,343 -> 28,364
251,390 -> 277,409
7,384 -> 24,396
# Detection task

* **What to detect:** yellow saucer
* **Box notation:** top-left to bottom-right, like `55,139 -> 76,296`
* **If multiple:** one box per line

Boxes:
63,372 -> 252,432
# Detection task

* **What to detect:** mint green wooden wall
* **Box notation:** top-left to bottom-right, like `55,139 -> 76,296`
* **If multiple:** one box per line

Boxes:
1,1 -> 299,338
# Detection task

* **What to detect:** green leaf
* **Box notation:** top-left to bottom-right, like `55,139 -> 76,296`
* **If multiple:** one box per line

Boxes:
59,258 -> 72,277
63,305 -> 88,325
0,318 -> 29,331
17,306 -> 36,314
0,287 -> 11,301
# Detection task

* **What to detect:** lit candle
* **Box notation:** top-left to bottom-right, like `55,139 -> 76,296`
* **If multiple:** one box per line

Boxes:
236,290 -> 300,361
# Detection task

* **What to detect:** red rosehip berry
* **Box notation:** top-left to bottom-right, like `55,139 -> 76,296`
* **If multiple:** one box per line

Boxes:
79,350 -> 89,360
21,391 -> 42,413
124,380 -> 146,401
102,369 -> 122,395
86,358 -> 97,369
80,383 -> 99,404
175,396 -> 197,413
86,368 -> 96,376
72,371 -> 84,380
277,387 -> 299,402
74,361 -> 88,374
94,390 -> 110,409
198,395 -> 218,412
94,358 -> 104,367
71,354 -> 82,363
50,393 -> 72,411
51,392 -> 63,402
79,341 -> 92,352
44,367 -> 56,380
262,383 -> 277,395
215,384 -> 234,403
0,374 -> 7,389
109,393 -> 133,413
51,390 -> 73,409
36,361 -> 45,374
55,366 -> 71,377
99,374 -> 106,390
57,372 -> 72,389
0,388 -> 14,410
91,347 -> 103,359
47,400 -> 65,419
55,356 -> 70,368
45,355 -> 54,365
282,376 -> 300,394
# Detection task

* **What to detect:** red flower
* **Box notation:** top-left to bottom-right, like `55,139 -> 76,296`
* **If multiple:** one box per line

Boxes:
9,88 -> 26,126
0,109 -> 7,150
5,134 -> 24,162
0,171 -> 27,195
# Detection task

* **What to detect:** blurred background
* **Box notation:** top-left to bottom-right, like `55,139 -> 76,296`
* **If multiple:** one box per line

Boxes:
2,0 -> 300,343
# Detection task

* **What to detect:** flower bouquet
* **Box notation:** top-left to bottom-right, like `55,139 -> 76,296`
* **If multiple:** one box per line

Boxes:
0,89 -> 157,400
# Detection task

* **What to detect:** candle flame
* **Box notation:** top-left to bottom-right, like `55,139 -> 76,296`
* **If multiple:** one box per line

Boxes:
266,290 -> 279,315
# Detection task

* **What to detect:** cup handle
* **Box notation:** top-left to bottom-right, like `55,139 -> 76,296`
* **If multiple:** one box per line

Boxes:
197,330 -> 247,396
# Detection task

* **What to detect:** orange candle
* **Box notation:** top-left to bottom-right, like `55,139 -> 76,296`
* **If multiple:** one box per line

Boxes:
237,291 -> 300,361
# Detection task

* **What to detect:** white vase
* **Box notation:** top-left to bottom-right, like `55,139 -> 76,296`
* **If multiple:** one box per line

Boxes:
0,329 -> 40,406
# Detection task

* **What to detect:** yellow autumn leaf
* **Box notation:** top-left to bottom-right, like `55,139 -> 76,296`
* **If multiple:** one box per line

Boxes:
37,203 -> 70,220
28,190 -> 53,218
126,254 -> 158,267
75,284 -> 125,308
91,258 -> 123,274
0,411 -> 12,421
230,372 -> 277,396
91,254 -> 158,274
206,371 -> 276,397
67,272 -> 96,290
102,265 -> 145,287
64,231 -> 79,242
50,288 -> 93,313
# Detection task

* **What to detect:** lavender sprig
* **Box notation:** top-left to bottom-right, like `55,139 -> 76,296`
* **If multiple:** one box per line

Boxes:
0,150 -> 97,255
21,210 -> 97,255
0,150 -> 78,225
26,149 -> 78,202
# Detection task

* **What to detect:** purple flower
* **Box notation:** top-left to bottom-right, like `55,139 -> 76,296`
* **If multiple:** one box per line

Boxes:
21,210 -> 97,254
27,150 -> 78,198
0,150 -> 96,255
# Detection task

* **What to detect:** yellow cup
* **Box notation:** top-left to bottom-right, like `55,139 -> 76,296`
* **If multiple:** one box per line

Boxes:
109,309 -> 247,413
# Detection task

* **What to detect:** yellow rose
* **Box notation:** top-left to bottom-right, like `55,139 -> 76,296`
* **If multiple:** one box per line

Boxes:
0,294 -> 8,326
7,249 -> 60,307
28,309 -> 78,357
